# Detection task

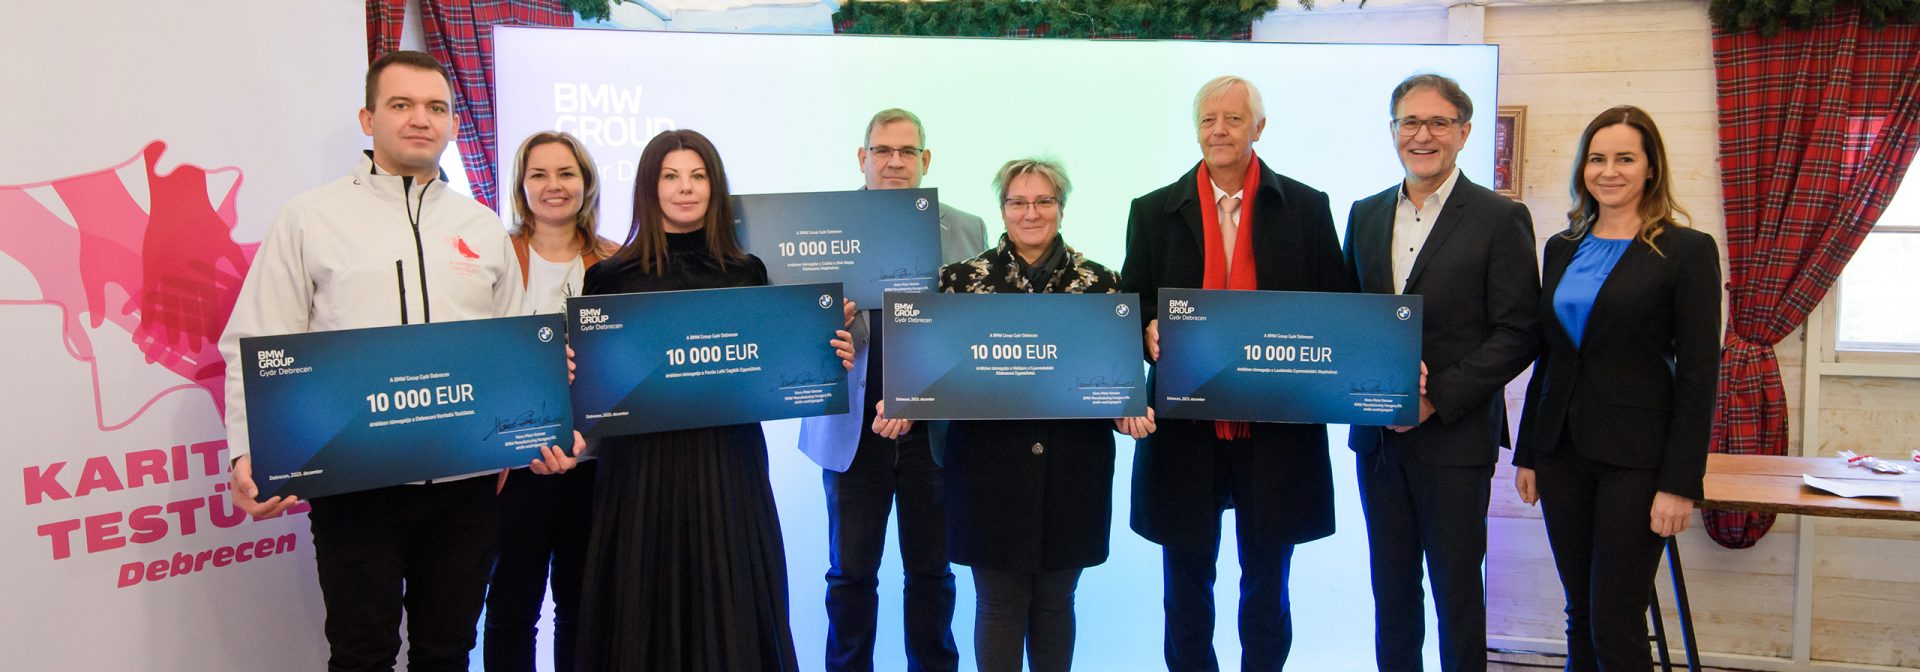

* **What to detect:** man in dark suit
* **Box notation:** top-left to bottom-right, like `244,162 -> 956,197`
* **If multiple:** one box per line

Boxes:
1122,75 -> 1352,672
1343,74 -> 1540,672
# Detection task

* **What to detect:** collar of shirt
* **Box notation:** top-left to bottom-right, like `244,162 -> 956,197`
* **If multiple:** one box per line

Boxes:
1396,165 -> 1462,213
1209,178 -> 1245,205
1390,166 -> 1461,294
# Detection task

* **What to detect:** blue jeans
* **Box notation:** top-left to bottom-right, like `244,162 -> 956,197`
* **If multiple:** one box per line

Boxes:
823,430 -> 958,672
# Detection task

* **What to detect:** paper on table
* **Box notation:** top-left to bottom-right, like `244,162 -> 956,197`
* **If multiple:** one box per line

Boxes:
1803,474 -> 1904,499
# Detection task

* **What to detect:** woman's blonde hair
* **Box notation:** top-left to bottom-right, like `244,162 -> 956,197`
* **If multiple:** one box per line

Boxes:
510,131 -> 612,258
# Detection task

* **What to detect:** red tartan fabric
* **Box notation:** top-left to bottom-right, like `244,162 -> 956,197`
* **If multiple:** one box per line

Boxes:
363,1 -> 573,210
367,0 -> 406,65
1707,6 -> 1920,548
414,0 -> 573,211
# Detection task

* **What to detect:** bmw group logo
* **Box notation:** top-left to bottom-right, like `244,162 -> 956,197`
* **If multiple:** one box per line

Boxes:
1396,306 -> 1412,321
537,326 -> 555,342
819,294 -> 834,309
915,197 -> 930,211
1116,303 -> 1131,318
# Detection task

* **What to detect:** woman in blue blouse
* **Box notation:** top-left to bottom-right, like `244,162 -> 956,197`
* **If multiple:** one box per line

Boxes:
1513,105 -> 1722,671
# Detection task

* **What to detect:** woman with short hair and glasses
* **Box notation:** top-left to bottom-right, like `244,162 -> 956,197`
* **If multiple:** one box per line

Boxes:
877,157 -> 1154,671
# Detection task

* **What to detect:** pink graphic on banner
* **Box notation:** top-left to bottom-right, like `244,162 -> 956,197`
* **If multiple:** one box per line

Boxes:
0,141 -> 256,429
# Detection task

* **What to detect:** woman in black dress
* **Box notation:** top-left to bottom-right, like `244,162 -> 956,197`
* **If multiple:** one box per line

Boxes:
878,157 -> 1154,671
572,129 -> 850,672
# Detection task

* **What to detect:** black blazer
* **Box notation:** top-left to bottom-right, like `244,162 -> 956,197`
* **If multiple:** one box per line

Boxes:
1514,226 -> 1722,499
1343,174 -> 1540,467
1121,159 -> 1352,550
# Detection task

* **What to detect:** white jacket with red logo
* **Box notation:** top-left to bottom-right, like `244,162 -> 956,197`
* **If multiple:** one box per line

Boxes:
219,152 -> 523,462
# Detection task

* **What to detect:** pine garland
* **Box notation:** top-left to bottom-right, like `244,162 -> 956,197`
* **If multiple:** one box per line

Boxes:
1707,0 -> 1917,35
567,0 -> 1917,39
569,0 -> 612,22
835,0 -> 1282,39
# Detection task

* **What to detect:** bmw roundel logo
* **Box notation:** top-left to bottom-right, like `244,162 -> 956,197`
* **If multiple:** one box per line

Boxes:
820,294 -> 834,309
915,197 -> 930,211
1396,306 -> 1412,321
537,326 -> 555,342
1116,303 -> 1131,318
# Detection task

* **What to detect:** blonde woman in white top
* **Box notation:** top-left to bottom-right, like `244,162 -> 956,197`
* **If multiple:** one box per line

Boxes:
486,130 -> 616,672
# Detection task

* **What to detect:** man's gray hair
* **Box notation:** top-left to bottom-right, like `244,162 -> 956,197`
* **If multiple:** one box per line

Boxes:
863,108 -> 926,147
1192,75 -> 1266,127
1389,73 -> 1474,122
992,157 -> 1072,207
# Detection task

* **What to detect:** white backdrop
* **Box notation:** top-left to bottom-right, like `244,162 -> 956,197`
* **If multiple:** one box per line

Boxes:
495,27 -> 1499,671
0,2 -> 361,668
0,9 -> 1502,668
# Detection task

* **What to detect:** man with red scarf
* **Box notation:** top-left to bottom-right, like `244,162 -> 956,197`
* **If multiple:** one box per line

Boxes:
1121,75 -> 1352,672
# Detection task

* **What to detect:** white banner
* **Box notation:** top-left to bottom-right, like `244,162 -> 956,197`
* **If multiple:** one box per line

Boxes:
0,2 -> 362,667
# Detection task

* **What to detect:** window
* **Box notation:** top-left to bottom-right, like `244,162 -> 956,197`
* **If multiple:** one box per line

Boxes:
439,144 -> 474,199
1835,171 -> 1920,352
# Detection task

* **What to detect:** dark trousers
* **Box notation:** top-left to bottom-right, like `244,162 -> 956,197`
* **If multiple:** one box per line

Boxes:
1162,527 -> 1295,671
483,461 -> 595,672
308,477 -> 498,672
1535,442 -> 1668,672
972,567 -> 1083,672
1357,442 -> 1494,672
823,430 -> 959,672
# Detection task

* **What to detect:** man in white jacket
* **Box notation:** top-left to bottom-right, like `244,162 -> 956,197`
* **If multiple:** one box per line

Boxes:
219,51 -> 572,671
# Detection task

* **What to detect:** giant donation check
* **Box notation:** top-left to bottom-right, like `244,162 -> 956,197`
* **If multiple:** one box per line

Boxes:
240,314 -> 572,498
1155,289 -> 1422,426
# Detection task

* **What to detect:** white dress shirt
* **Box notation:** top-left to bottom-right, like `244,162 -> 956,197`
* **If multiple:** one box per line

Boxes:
1391,167 -> 1461,294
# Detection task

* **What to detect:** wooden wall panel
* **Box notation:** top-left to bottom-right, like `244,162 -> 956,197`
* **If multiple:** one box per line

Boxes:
1813,559 -> 1920,666
1816,377 -> 1920,458
1808,376 -> 1920,666
1486,516 -> 1566,640
1485,0 -> 1725,249
1653,525 -> 1799,657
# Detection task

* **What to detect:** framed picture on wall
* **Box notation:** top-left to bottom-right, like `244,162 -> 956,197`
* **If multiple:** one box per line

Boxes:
1493,105 -> 1525,198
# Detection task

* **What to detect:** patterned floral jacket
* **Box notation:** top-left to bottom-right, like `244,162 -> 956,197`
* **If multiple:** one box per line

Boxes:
938,234 -> 1121,295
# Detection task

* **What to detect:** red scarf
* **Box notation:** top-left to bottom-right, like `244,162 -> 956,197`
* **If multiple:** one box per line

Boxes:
1197,153 -> 1260,440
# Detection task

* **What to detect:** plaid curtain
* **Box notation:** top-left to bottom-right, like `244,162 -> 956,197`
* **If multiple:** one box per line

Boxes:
1706,6 -> 1920,548
418,0 -> 574,210
367,0 -> 405,65
367,1 -> 574,210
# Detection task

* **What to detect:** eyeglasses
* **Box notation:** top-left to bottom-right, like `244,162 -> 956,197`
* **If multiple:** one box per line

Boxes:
1392,117 -> 1462,138
866,145 -> 924,160
1003,196 -> 1061,212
